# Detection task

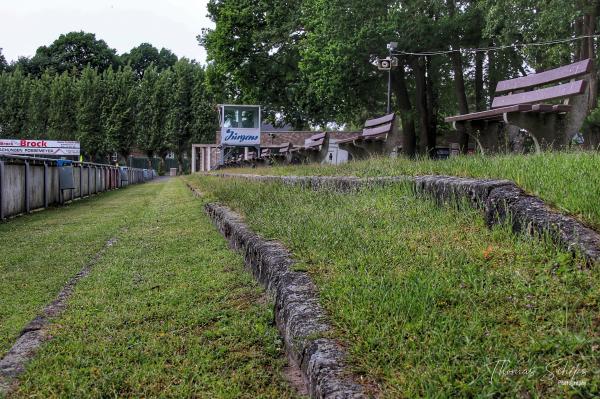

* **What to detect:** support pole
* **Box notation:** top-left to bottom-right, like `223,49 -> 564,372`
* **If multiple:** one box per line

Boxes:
43,162 -> 48,208
24,160 -> 30,213
387,49 -> 392,114
191,145 -> 196,173
80,164 -> 83,198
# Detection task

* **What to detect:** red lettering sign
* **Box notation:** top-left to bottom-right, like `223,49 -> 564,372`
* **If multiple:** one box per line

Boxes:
19,140 -> 48,148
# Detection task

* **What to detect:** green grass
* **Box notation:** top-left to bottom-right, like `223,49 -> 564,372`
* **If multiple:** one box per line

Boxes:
187,175 -> 600,398
7,179 -> 297,398
0,184 -> 151,358
220,151 -> 600,229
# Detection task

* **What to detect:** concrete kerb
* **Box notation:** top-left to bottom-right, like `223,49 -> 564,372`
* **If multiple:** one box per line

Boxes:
203,173 -> 600,264
184,182 -> 366,399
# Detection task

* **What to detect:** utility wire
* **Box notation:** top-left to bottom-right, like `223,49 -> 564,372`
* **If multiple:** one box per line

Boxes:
392,34 -> 600,57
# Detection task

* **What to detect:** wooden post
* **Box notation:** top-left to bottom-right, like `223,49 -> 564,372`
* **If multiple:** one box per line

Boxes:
80,164 -> 84,198
43,162 -> 48,208
24,160 -> 30,213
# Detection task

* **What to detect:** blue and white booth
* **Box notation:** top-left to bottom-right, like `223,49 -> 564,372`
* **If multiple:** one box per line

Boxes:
219,104 -> 261,165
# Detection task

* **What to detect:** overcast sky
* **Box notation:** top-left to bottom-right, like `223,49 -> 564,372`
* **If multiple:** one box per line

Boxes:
0,0 -> 213,63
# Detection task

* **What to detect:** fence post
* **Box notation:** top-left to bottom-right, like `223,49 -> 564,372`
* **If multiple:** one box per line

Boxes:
24,160 -> 30,213
80,164 -> 83,199
0,160 -> 4,220
43,161 -> 48,208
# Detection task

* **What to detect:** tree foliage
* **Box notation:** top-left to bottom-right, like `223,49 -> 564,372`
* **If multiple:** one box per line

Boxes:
202,0 -> 600,154
121,43 -> 178,78
0,49 -> 7,72
0,40 -> 216,167
28,31 -> 119,76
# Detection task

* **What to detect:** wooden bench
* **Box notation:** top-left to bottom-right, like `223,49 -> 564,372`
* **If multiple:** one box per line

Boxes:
445,59 -> 592,153
256,142 -> 293,165
337,113 -> 401,159
289,132 -> 330,163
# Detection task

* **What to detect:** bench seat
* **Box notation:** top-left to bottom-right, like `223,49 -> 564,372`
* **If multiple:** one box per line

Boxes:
445,104 -> 572,123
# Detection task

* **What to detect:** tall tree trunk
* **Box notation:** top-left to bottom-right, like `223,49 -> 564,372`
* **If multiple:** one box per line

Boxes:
426,56 -> 438,143
574,16 -> 583,61
392,64 -> 416,157
475,51 -> 485,111
582,1 -> 598,109
450,50 -> 470,153
412,57 -> 432,156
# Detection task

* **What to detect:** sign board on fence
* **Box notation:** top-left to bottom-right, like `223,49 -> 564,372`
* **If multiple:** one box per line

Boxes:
220,105 -> 261,146
0,139 -> 80,156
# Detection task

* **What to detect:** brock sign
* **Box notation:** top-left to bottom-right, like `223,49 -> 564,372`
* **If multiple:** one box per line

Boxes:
0,139 -> 81,156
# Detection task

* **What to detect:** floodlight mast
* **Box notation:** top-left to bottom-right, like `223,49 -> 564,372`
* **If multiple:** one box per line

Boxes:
386,42 -> 398,114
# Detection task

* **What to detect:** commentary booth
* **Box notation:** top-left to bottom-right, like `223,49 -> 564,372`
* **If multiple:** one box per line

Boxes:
219,104 -> 261,165
191,104 -> 261,172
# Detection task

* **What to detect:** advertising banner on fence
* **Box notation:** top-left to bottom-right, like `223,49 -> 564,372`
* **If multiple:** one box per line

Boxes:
0,139 -> 80,156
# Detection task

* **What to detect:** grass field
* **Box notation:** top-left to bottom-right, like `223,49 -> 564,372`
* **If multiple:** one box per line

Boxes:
3,180 -> 297,398
187,175 -> 599,398
0,185 -> 150,359
221,151 -> 600,230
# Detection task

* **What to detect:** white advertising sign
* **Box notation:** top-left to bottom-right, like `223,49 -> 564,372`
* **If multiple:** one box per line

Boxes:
220,128 -> 261,146
0,139 -> 80,156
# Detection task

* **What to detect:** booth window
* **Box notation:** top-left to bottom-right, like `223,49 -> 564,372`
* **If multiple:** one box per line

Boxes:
223,106 -> 259,129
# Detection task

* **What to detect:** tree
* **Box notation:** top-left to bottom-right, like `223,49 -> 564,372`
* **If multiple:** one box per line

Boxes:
201,0 -> 310,128
47,71 -> 77,141
166,59 -> 195,172
26,71 -> 52,137
152,68 -> 175,171
0,68 -> 30,137
136,65 -> 160,163
300,0 -> 406,130
101,66 -> 138,160
0,48 -> 7,72
76,67 -> 104,159
121,43 -> 178,78
191,66 -> 218,145
31,31 -> 119,76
